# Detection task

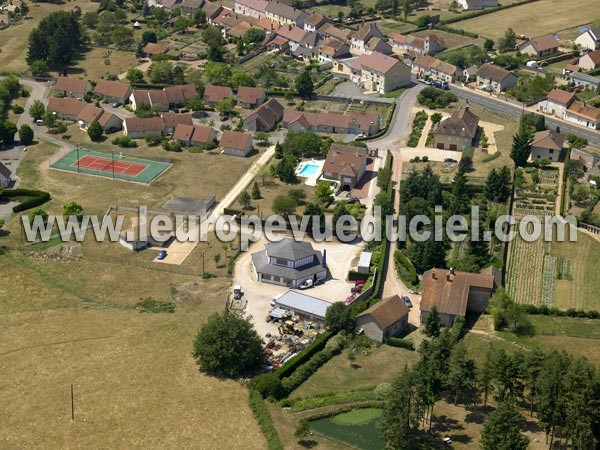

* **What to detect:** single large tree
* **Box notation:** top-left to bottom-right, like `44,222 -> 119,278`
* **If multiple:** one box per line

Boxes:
423,306 -> 441,337
29,100 -> 46,121
447,341 -> 477,405
192,311 -> 263,377
510,128 -> 533,167
383,366 -> 419,449
295,70 -> 314,99
481,400 -> 529,450
87,121 -> 103,141
18,124 -> 34,145
325,302 -> 355,333
27,11 -> 83,70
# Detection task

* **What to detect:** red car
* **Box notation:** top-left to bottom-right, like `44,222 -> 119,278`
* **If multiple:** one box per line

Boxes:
345,295 -> 355,305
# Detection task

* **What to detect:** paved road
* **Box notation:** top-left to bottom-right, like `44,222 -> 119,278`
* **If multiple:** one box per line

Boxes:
449,85 -> 600,145
329,81 -> 395,104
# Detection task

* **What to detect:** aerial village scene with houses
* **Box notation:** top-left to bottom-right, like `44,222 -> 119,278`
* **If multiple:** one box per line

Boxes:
1,0 -> 600,448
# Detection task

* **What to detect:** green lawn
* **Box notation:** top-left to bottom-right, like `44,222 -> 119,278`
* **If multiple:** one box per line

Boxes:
290,344 -> 419,399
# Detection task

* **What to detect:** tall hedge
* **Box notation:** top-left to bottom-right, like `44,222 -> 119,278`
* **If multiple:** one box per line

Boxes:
248,389 -> 284,450
4,188 -> 51,213
274,330 -> 334,379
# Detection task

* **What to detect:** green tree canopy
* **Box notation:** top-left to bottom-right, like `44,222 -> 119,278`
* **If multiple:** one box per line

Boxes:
27,11 -> 83,70
18,124 -> 34,145
295,70 -> 314,99
192,311 -> 263,377
325,302 -> 356,332
481,400 -> 529,450
87,121 -> 103,141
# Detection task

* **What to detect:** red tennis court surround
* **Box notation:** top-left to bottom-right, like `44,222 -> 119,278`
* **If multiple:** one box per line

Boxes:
73,155 -> 148,176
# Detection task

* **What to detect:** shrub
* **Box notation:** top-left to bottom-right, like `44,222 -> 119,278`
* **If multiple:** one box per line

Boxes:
417,87 -> 457,109
394,250 -> 418,287
111,135 -> 138,148
248,373 -> 286,400
5,188 -> 51,213
13,105 -> 24,114
385,337 -> 415,350
135,297 -> 175,313
145,134 -> 163,145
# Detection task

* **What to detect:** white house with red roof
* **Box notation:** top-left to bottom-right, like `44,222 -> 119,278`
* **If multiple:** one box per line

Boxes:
348,52 -> 411,94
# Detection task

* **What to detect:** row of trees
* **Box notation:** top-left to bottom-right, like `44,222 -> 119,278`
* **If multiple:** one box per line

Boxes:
383,320 -> 600,449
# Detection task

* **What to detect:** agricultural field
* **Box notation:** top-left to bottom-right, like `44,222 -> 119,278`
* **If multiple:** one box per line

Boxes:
451,0 -> 598,41
0,270 -> 266,449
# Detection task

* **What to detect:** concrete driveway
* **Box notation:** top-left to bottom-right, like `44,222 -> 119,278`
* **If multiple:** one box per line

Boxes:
330,81 -> 394,104
233,236 -> 362,338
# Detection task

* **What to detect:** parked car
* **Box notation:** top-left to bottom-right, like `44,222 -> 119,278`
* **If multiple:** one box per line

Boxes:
35,119 -> 44,125
344,295 -> 355,305
346,198 -> 359,204
298,279 -> 314,290
112,102 -> 121,108
351,285 -> 363,295
233,284 -> 242,300
444,158 -> 457,163
408,289 -> 415,294
220,113 -> 229,121
157,250 -> 168,260
402,296 -> 413,308
314,277 -> 325,286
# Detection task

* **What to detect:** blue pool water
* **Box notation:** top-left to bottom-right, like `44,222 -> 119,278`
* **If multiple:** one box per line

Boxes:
299,163 -> 320,177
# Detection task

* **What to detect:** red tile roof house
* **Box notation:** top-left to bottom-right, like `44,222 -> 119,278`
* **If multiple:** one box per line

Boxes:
412,54 -> 460,84
518,34 -> 560,57
475,63 -> 518,93
243,98 -> 284,132
355,295 -> 410,342
204,85 -> 234,107
530,129 -> 564,162
389,33 -> 446,56
129,90 -> 169,112
565,101 -> 600,130
164,84 -> 198,107
173,124 -> 217,148
143,42 -> 170,58
321,143 -> 367,190
349,52 -> 411,94
283,110 -> 381,136
123,117 -> 165,139
433,107 -> 480,151
161,112 -> 193,135
234,0 -> 268,19
420,268 -> 495,327
219,130 -> 253,156
54,77 -> 92,99
47,97 -> 87,121
93,80 -> 133,104
578,50 -> 600,71
537,89 -> 578,120
48,98 -> 123,132
237,86 -> 267,109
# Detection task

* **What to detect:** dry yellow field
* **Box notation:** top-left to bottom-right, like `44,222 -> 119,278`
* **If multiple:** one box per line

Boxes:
452,0 -> 599,40
0,303 -> 266,449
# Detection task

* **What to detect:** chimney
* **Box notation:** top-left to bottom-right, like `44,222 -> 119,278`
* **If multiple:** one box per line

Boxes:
322,249 -> 326,268
432,270 -> 436,279
447,267 -> 455,282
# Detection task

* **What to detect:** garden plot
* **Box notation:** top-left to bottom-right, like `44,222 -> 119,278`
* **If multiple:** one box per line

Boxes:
512,167 -> 559,220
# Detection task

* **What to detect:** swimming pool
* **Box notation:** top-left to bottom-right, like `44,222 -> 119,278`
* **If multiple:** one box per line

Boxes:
298,163 -> 321,177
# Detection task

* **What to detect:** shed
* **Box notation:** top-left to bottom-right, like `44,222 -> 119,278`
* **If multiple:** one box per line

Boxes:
274,290 -> 332,322
357,251 -> 372,274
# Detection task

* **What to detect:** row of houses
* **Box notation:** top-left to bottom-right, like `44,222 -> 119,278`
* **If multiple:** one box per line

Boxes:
282,109 -> 381,135
47,98 -> 123,132
538,89 -> 600,130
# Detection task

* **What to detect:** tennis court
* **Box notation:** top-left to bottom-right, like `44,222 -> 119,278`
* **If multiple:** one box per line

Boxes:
50,148 -> 171,184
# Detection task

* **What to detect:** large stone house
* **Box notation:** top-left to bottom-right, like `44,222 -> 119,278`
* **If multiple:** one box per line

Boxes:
349,52 -> 411,94
265,1 -> 307,27
476,63 -> 517,93
530,130 -> 564,162
237,86 -> 266,109
420,268 -> 495,327
251,239 -> 327,288
350,23 -> 384,54
433,107 -> 479,151
355,295 -> 410,342
318,37 -> 351,64
204,85 -> 234,107
321,144 -> 367,190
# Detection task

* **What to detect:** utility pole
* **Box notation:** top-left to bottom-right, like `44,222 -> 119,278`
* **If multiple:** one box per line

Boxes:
201,252 -> 205,276
70,384 -> 75,421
